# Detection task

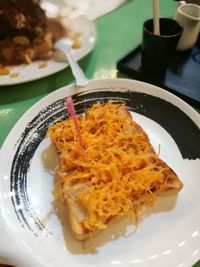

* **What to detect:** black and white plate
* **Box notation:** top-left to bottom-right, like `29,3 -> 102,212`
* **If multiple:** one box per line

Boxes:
0,79 -> 200,267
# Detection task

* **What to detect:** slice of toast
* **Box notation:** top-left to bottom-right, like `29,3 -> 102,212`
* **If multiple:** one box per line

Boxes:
63,160 -> 183,240
48,101 -> 183,240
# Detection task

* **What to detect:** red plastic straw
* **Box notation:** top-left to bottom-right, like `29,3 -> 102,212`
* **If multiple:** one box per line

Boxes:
66,96 -> 85,148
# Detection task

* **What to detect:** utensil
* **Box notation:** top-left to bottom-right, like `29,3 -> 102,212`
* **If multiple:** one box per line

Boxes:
153,0 -> 160,35
55,39 -> 87,148
55,39 -> 88,86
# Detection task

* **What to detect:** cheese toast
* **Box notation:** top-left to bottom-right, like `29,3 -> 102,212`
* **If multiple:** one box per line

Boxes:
47,101 -> 183,240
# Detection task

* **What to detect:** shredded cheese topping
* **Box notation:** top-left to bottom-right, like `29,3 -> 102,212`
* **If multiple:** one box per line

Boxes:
47,101 -> 172,232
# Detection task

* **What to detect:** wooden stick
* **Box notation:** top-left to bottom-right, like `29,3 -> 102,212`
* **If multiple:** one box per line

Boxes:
153,0 -> 160,35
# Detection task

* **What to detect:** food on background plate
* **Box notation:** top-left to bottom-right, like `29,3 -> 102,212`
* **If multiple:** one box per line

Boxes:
47,101 -> 183,240
0,0 -> 81,67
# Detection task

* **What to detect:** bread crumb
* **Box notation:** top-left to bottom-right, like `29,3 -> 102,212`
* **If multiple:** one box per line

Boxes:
72,37 -> 81,49
10,72 -> 20,78
39,62 -> 47,68
0,67 -> 10,75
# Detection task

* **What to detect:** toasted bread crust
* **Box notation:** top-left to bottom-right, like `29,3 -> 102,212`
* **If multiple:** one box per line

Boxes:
67,199 -> 125,240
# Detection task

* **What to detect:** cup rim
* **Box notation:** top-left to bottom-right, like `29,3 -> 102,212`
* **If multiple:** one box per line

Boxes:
178,3 -> 200,21
144,18 -> 183,38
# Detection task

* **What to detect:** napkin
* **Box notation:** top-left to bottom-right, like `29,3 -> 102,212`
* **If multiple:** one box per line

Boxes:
41,0 -> 129,20
64,0 -> 129,20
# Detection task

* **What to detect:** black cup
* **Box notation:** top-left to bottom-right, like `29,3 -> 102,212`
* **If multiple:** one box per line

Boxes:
141,18 -> 183,84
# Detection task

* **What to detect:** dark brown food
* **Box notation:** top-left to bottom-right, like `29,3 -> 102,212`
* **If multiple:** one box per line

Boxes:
0,0 -> 46,40
0,0 -> 66,64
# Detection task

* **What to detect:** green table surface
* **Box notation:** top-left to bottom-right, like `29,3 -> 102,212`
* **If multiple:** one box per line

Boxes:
0,0 -> 199,266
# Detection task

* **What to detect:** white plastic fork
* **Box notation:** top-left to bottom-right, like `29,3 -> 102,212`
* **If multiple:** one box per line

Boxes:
54,39 -> 88,87
55,39 -> 87,147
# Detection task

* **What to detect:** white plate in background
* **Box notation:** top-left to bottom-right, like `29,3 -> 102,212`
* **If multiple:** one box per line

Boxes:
0,15 -> 96,86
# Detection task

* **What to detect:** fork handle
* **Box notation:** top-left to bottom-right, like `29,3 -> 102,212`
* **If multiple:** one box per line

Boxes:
62,49 -> 88,87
